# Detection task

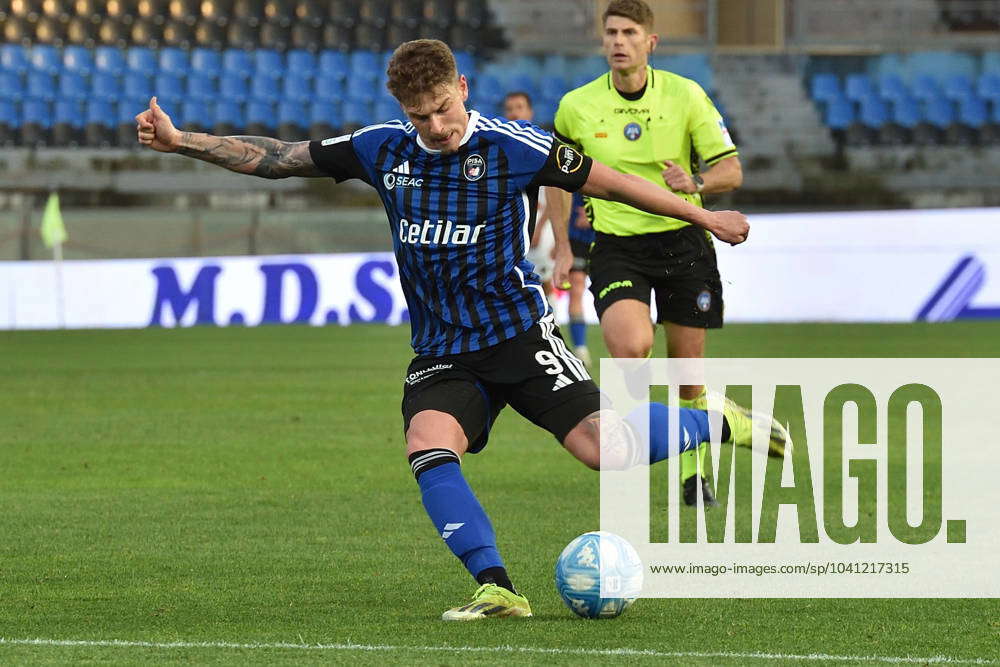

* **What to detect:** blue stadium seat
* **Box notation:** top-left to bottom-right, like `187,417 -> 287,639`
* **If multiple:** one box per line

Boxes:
286,49 -> 317,79
907,51 -> 977,82
58,71 -> 89,101
219,72 -> 250,101
309,101 -> 342,131
924,97 -> 955,128
317,50 -> 349,81
825,96 -> 856,130
186,73 -> 217,101
474,73 -> 504,110
246,100 -> 276,131
191,48 -> 222,79
222,49 -> 254,79
504,72 -> 538,100
91,72 -> 122,101
85,99 -> 115,128
282,74 -> 313,103
570,54 -> 608,82
345,75 -> 376,103
540,74 -> 569,104
858,96 -> 889,128
983,51 -> 1000,75
943,74 -> 975,101
845,73 -> 875,102
126,47 -> 158,75
342,99 -> 370,128
254,48 -> 285,79
313,72 -> 345,102
666,53 -> 713,91
277,100 -> 305,129
891,95 -> 922,128
159,47 -> 190,76
0,72 -> 24,101
250,75 -> 280,101
30,45 -> 62,75
869,53 -> 908,81
54,100 -> 84,128
63,46 -> 95,76
877,74 -> 910,102
373,98 -> 400,121
214,100 -> 245,131
912,74 -> 942,101
810,73 -> 841,102
118,99 -> 145,126
533,100 -> 557,127
348,50 -> 380,81
23,99 -> 53,127
180,100 -> 213,130
27,71 -> 57,102
453,50 -> 476,77
1,44 -> 30,75
124,72 -> 154,99
976,73 -> 1000,102
94,47 -> 126,77
154,72 -> 186,100
957,95 -> 988,127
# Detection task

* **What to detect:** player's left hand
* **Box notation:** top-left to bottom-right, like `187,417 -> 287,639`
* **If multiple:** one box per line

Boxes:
552,243 -> 573,291
662,160 -> 696,194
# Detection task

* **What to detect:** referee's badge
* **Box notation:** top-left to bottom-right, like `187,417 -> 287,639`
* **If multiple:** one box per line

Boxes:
624,122 -> 642,141
463,154 -> 486,181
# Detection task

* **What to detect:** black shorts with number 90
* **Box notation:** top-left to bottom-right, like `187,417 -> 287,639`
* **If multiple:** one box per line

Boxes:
401,315 -> 600,453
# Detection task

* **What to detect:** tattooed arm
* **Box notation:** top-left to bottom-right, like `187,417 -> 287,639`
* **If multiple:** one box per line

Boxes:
135,96 -> 324,178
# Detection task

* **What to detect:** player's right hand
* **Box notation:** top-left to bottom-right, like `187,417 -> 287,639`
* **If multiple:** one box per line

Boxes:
135,96 -> 180,152
708,210 -> 750,245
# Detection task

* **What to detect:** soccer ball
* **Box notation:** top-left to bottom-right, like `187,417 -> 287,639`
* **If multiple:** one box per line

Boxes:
554,531 -> 643,619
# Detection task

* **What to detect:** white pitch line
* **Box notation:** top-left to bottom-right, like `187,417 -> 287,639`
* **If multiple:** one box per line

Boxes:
0,638 -> 996,665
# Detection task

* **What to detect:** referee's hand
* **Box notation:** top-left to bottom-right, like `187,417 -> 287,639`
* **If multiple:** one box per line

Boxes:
708,210 -> 749,245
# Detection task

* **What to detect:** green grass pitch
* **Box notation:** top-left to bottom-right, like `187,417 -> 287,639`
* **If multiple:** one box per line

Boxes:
1,323 -> 998,665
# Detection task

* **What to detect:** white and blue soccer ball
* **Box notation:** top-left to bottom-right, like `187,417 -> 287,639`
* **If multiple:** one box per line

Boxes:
554,531 -> 643,619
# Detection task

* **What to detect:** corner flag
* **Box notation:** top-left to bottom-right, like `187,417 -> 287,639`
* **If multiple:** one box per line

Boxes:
40,192 -> 67,248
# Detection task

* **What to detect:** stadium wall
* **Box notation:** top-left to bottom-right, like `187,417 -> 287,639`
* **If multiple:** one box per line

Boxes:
4,208 -> 999,330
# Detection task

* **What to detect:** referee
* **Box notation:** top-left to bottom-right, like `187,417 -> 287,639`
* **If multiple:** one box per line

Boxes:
555,0 -> 782,506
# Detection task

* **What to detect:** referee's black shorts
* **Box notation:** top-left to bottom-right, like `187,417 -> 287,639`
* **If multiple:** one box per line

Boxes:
588,226 -> 724,328
401,315 -> 600,452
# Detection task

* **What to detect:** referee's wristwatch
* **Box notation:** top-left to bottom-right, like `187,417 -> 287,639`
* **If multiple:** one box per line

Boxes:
692,174 -> 705,193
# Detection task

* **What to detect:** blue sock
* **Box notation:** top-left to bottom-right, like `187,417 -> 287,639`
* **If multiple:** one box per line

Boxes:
626,402 -> 712,463
569,318 -> 587,348
410,452 -> 504,580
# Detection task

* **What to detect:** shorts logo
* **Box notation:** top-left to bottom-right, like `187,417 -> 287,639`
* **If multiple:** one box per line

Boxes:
697,289 -> 712,312
624,122 -> 642,141
405,363 -> 454,385
463,154 -> 486,181
598,279 -> 634,301
556,144 -> 584,174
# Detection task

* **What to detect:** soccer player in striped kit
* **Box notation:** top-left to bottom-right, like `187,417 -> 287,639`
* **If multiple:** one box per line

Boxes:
136,39 -> 758,621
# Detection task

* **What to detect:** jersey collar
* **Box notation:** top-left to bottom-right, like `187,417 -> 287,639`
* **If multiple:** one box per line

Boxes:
415,110 -> 481,154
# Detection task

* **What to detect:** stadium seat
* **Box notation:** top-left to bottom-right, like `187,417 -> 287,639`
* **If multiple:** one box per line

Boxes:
168,0 -> 199,23
326,0 -> 360,29
22,98 -> 52,147
227,19 -> 259,50
53,99 -> 84,146
58,71 -> 89,102
2,16 -> 30,45
295,0 -> 325,27
345,75 -> 377,104
250,75 -> 280,101
1,44 -> 31,75
138,0 -> 168,21
914,97 -> 954,145
62,45 -> 95,76
91,71 -> 123,101
191,48 -> 223,79
222,48 -> 254,79
282,74 -> 313,103
386,20 -> 419,48
1,99 -> 21,146
354,22 -> 385,52
253,48 -> 284,79
286,49 -> 317,79
317,50 -> 349,81
97,16 -> 128,47
126,46 -> 158,75
181,100 -> 213,132
260,21 -> 292,51
358,0 -> 390,29
194,19 -> 227,50
504,72 -> 539,101
213,100 -> 245,135
65,15 -> 99,46
200,0 -> 230,25
131,18 -> 165,48
474,73 -> 504,110
454,0 -> 488,28
34,16 -> 69,45
219,71 -> 250,101
276,99 -> 306,140
876,73 -> 909,102
844,73 -> 876,102
245,100 -> 275,134
105,0 -> 134,22
907,51 -> 977,83
321,23 -> 353,51
453,50 -> 476,77
84,98 -> 116,147
233,0 -> 266,26
314,71 -> 345,102
162,18 -> 195,48
373,98 -> 401,121
911,74 -> 943,101
186,72 -> 218,101
880,95 -> 921,145
30,44 -> 62,75
27,71 -> 58,102
952,95 -> 988,144
155,73 -> 187,103
533,100 -> 557,129
341,98 -> 370,132
308,99 -> 342,139
290,22 -> 321,51
976,73 -> 1000,103
349,48 -> 380,78
265,0 -> 294,26
124,71 -> 155,100
94,46 -> 126,76
825,95 -> 855,130
943,74 -> 975,101
539,75 -> 569,105
423,0 -> 454,27
42,0 -> 71,21
1,75 -> 24,110
159,47 -> 190,76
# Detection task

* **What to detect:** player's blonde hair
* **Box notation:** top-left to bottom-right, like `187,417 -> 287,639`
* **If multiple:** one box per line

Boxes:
602,0 -> 654,30
386,39 -> 459,107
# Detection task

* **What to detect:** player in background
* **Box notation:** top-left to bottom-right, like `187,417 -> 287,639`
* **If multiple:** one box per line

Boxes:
554,0 -> 788,506
136,39 -> 758,621
566,192 -> 596,367
503,91 -> 561,311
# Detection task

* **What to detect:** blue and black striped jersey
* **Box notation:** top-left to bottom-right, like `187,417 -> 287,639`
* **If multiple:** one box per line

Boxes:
309,110 -> 593,356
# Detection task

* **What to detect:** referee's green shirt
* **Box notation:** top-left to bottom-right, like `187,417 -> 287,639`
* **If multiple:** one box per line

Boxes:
554,66 -> 737,236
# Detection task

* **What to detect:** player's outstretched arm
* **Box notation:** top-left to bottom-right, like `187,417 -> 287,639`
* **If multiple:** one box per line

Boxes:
580,160 -> 749,245
135,97 -> 325,179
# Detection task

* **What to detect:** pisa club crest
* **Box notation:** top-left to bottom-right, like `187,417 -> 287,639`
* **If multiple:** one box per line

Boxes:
463,154 -> 486,181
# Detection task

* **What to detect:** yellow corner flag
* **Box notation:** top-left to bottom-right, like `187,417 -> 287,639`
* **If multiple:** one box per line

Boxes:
40,192 -> 67,249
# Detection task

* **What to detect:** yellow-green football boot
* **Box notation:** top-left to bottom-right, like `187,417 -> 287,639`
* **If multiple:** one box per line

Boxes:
441,583 -> 533,621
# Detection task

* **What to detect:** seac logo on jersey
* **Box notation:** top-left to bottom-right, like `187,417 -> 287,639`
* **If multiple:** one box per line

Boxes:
384,161 -> 424,190
624,122 -> 642,141
556,144 -> 584,174
463,154 -> 486,181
